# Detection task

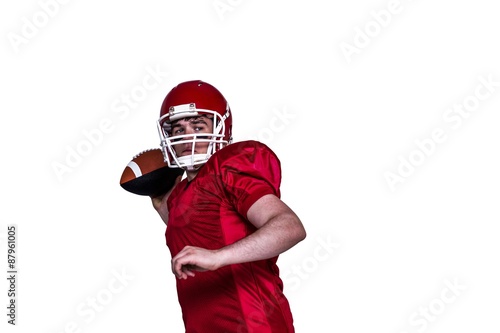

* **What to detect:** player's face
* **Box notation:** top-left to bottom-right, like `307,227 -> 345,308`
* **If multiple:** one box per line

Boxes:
170,116 -> 214,157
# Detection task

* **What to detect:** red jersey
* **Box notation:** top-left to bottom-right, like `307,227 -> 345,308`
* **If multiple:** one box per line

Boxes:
166,140 -> 295,333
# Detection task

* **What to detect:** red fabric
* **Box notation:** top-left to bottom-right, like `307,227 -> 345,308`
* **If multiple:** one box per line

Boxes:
166,140 -> 294,333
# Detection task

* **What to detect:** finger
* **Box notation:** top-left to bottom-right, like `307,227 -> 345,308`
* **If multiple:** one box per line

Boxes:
173,264 -> 186,279
182,265 -> 196,277
171,246 -> 201,278
172,254 -> 191,278
172,258 -> 184,278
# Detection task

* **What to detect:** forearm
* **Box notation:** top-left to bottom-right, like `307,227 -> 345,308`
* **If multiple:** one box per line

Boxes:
170,194 -> 306,279
216,212 -> 306,267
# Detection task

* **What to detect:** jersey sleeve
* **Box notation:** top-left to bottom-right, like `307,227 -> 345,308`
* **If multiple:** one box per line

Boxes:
217,141 -> 282,218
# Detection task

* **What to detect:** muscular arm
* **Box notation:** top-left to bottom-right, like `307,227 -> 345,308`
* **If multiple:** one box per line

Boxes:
171,194 -> 306,279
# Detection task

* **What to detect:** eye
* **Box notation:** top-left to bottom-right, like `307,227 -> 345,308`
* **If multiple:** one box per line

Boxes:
172,128 -> 184,135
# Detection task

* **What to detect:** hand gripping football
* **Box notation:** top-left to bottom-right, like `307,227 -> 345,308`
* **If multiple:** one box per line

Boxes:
119,148 -> 184,197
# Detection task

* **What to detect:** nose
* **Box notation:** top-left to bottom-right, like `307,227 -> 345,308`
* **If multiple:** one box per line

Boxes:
184,126 -> 196,134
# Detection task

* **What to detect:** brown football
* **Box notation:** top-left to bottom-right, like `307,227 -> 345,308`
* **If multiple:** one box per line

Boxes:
119,148 -> 184,197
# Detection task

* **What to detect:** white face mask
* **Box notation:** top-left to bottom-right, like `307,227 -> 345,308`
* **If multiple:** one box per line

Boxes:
157,103 -> 231,170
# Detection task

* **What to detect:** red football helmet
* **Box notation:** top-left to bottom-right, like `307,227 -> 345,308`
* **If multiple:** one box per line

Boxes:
157,80 -> 232,170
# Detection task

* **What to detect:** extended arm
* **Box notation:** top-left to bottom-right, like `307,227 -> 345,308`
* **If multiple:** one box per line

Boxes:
171,194 -> 306,279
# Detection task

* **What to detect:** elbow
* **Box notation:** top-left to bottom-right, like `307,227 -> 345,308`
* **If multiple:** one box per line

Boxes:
293,217 -> 307,244
297,224 -> 307,243
282,212 -> 305,244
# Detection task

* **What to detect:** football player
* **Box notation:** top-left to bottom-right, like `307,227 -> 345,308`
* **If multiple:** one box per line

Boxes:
152,80 -> 306,333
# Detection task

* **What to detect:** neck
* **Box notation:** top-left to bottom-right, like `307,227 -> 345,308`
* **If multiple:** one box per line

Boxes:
186,170 -> 199,181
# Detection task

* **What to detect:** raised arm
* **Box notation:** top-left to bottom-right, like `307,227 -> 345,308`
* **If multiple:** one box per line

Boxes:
151,175 -> 182,225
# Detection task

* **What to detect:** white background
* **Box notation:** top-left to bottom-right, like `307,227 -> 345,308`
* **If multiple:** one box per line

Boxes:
1,0 -> 499,332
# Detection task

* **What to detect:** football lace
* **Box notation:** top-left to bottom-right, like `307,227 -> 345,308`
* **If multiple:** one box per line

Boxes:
133,148 -> 158,159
